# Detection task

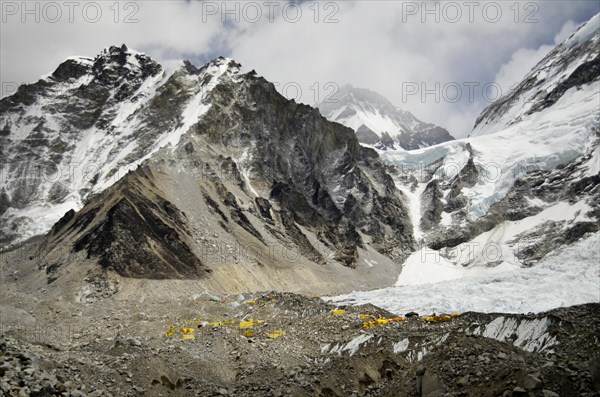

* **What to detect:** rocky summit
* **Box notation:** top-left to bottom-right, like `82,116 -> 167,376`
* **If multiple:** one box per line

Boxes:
1,11 -> 600,397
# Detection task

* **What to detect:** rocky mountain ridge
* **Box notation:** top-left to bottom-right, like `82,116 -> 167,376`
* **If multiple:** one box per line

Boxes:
1,13 -> 598,298
0,13 -> 599,397
1,46 -> 415,293
0,44 -> 235,245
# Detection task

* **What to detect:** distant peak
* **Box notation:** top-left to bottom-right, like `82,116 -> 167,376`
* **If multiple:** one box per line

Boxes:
326,84 -> 398,111
317,84 -> 453,149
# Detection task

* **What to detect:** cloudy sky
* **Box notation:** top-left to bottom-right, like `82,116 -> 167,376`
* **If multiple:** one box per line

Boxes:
1,0 -> 598,136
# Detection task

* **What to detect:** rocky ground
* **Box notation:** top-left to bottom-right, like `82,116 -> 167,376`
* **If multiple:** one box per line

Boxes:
1,287 -> 599,397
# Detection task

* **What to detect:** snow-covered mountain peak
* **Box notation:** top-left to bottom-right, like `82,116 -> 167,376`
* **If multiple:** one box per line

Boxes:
331,84 -> 399,115
317,85 -> 454,150
564,12 -> 600,47
0,49 -> 245,245
82,44 -> 161,84
97,44 -> 146,64
471,13 -> 600,137
179,56 -> 241,77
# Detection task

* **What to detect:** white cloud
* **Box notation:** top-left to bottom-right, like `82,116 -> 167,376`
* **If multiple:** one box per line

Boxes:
554,20 -> 579,44
493,45 -> 554,96
226,1 -> 597,136
0,0 -> 597,137
0,2 -> 224,84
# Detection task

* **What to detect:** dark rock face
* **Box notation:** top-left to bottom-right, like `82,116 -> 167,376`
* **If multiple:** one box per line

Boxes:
459,157 -> 479,188
420,180 -> 444,232
254,197 -> 273,223
441,146 -> 478,214
397,126 -> 455,151
46,167 -> 207,279
0,190 -> 9,216
528,54 -> 600,114
51,58 -> 91,82
277,209 -> 326,264
21,53 -> 415,281
73,196 -> 204,279
48,209 -> 76,237
444,176 -> 467,213
374,132 -> 397,150
223,190 -> 265,242
355,125 -> 381,145
192,73 -> 415,266
511,220 -> 599,266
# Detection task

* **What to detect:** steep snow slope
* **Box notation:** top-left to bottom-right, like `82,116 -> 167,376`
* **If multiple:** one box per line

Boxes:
317,85 -> 454,150
471,12 -> 600,136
